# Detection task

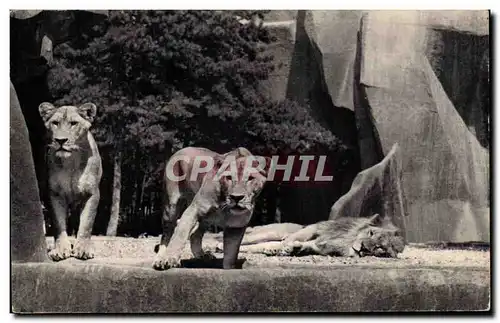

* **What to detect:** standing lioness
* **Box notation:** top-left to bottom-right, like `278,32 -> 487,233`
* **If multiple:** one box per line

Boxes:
39,102 -> 102,261
153,147 -> 270,270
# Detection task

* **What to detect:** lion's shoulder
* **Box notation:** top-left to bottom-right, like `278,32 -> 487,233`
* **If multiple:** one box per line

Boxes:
86,131 -> 101,161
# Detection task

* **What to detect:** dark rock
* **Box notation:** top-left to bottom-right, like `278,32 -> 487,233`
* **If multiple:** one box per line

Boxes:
10,82 -> 48,263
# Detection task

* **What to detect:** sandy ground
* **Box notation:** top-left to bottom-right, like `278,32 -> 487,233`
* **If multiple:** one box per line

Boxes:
46,235 -> 490,270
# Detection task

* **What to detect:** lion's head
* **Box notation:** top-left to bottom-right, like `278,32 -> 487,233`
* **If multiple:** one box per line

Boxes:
351,213 -> 405,258
38,102 -> 97,158
209,155 -> 271,228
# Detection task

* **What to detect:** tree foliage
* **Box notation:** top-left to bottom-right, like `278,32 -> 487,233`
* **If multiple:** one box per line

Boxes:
49,10 -> 274,150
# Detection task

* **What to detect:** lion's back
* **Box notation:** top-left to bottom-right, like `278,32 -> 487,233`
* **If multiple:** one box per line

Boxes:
314,217 -> 368,240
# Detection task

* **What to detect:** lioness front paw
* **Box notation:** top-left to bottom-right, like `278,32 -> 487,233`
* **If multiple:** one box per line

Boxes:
152,253 -> 182,270
48,238 -> 72,261
72,239 -> 94,260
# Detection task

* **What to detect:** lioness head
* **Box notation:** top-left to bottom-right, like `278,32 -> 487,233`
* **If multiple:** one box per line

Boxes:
38,102 -> 97,158
213,155 -> 271,227
352,213 -> 405,258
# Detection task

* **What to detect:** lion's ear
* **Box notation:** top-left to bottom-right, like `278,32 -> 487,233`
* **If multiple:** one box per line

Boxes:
78,103 -> 97,123
235,147 -> 252,158
38,102 -> 57,123
367,213 -> 383,226
223,147 -> 252,160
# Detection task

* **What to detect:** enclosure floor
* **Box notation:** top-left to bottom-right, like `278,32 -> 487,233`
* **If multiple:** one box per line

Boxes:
45,235 -> 490,270
11,236 -> 490,313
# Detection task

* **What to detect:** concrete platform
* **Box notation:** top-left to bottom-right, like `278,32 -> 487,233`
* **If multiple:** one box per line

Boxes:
11,236 -> 491,313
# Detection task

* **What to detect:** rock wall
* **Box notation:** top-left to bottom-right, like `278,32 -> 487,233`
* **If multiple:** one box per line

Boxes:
329,143 -> 407,239
259,11 -> 363,225
357,12 -> 489,243
261,10 -> 490,243
10,82 -> 49,263
12,262 -> 490,312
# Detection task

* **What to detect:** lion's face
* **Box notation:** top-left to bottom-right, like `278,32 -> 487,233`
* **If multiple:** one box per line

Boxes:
220,156 -> 268,215
356,226 -> 405,258
353,214 -> 405,258
207,156 -> 269,227
39,102 -> 97,158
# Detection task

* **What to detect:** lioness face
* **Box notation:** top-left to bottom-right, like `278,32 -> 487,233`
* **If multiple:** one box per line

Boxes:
218,156 -> 269,217
39,102 -> 97,158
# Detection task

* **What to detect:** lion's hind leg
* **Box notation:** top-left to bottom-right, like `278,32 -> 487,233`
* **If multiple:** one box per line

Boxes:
241,231 -> 283,245
241,223 -> 304,245
239,241 -> 284,255
189,222 -> 216,260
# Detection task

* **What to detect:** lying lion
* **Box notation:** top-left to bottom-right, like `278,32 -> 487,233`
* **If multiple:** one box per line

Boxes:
214,213 -> 405,258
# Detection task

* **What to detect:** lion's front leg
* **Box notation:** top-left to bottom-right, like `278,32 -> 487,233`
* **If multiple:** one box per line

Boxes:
153,203 -> 199,270
72,193 -> 99,260
277,224 -> 319,256
222,227 -> 246,269
157,196 -> 182,256
48,195 -> 72,261
189,222 -> 216,260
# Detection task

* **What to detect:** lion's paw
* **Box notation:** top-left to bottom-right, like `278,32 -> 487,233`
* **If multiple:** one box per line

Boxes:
276,249 -> 291,257
48,239 -> 72,261
72,239 -> 95,260
153,254 -> 182,271
261,248 -> 280,256
277,241 -> 301,256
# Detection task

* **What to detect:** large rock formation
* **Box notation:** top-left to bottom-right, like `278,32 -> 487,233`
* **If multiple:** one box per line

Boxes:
261,10 -> 490,243
259,11 -> 363,225
328,143 -> 407,236
356,12 -> 489,243
10,82 -> 48,263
